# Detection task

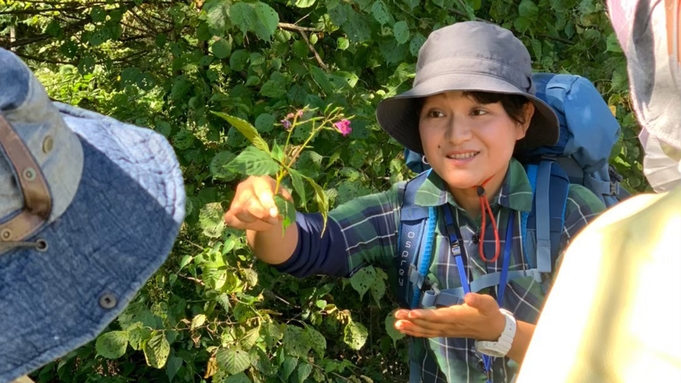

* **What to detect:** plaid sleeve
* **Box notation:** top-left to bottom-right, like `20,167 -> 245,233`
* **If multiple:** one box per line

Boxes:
556,184 -> 607,268
328,182 -> 403,276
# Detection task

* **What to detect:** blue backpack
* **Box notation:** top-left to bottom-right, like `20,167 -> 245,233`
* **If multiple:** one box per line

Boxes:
397,73 -> 631,310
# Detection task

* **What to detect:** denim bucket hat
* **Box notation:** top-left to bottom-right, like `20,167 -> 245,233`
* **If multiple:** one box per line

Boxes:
0,48 -> 185,382
376,21 -> 560,154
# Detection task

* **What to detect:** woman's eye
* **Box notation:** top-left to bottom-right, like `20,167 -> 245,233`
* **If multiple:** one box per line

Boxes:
471,109 -> 488,116
427,110 -> 445,118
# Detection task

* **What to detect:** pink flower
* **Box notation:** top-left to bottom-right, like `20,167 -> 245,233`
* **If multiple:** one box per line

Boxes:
281,119 -> 292,130
296,110 -> 304,118
333,119 -> 352,136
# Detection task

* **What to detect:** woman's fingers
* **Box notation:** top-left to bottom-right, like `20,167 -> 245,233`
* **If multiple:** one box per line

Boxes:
224,176 -> 294,231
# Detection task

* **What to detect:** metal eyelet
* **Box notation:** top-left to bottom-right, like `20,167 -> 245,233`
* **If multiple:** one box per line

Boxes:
35,239 -> 49,252
22,167 -> 36,181
1,229 -> 11,241
99,293 -> 118,310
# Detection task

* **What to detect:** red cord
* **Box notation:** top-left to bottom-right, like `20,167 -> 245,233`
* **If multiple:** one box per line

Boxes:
476,179 -> 501,263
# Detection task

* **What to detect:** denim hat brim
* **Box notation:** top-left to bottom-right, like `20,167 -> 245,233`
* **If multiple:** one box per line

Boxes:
0,104 -> 185,382
376,71 -> 560,155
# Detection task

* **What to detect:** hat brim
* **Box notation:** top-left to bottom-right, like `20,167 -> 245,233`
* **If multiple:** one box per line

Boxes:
376,73 -> 560,154
0,105 -> 185,381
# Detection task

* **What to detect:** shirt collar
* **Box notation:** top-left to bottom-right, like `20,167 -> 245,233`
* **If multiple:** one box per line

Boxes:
414,158 -> 533,212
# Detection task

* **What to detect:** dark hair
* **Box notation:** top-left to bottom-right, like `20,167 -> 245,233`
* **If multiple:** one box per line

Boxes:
462,91 -> 529,125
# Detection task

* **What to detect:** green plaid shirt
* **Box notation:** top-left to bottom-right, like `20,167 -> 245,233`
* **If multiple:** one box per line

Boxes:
328,159 -> 606,382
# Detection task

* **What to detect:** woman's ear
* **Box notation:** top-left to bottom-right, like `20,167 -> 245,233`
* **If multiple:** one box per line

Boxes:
516,102 -> 535,140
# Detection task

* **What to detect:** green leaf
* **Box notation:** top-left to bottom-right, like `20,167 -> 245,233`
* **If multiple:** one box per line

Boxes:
212,112 -> 270,153
310,66 -> 335,94
371,1 -> 391,25
225,372 -> 251,383
216,347 -> 251,374
380,38 -> 408,64
96,331 -> 128,359
284,325 -> 311,357
343,321 -> 368,350
274,194 -> 296,229
271,141 -> 285,163
212,39 -> 231,59
393,21 -> 410,44
337,37 -> 350,50
385,311 -> 406,346
349,266 -> 376,300
241,327 -> 261,349
518,0 -> 539,19
305,326 -> 327,356
344,10 -> 372,43
295,362 -> 313,383
370,269 -> 387,306
260,80 -> 288,98
199,202 -> 225,238
295,0 -> 316,8
253,2 -> 279,40
255,113 -> 275,133
166,356 -> 183,382
143,332 -> 170,369
203,0 -> 231,35
90,6 -> 107,23
288,168 -> 307,204
230,49 -> 250,71
126,322 -> 152,351
606,32 -> 623,53
281,356 -> 298,381
410,33 -> 426,57
230,2 -> 257,35
265,322 -> 283,348
307,178 -> 329,232
210,151 -> 238,181
191,314 -> 207,330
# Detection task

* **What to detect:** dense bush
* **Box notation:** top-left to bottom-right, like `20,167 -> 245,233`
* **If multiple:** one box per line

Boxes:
0,0 -> 646,381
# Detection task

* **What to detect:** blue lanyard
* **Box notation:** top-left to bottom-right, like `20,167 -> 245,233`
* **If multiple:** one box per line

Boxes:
443,206 -> 516,383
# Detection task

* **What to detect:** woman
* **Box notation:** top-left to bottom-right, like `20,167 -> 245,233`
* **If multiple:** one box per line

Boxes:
224,21 -> 606,382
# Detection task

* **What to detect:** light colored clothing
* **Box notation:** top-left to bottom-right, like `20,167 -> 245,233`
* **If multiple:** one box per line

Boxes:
517,187 -> 681,382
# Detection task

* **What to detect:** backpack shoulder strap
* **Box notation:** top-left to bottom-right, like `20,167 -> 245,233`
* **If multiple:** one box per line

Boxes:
396,170 -> 433,309
523,160 -> 570,274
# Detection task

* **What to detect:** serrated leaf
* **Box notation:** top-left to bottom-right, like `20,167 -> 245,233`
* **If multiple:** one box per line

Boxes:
305,326 -> 326,356
226,146 -> 279,176
216,347 -> 251,374
295,362 -> 313,383
96,331 -> 128,359
288,168 -> 307,204
281,356 -> 298,381
253,2 -> 279,40
199,202 -> 225,238
143,332 -> 170,369
385,311 -> 406,347
191,314 -> 207,330
284,325 -> 311,357
241,327 -> 260,349
350,266 -> 376,300
265,322 -> 283,348
606,32 -> 623,53
344,10 -> 371,43
380,38 -> 408,65
212,39 -> 231,59
518,0 -> 539,19
204,0 -> 231,35
210,151 -> 237,181
393,21 -> 410,44
230,2 -> 257,35
212,112 -> 269,153
343,321 -> 368,350
274,194 -> 296,230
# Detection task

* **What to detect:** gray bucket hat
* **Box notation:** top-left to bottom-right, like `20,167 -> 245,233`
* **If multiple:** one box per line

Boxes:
377,21 -> 560,154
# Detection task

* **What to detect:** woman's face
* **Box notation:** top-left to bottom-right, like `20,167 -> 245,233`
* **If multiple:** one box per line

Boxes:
419,91 -> 533,191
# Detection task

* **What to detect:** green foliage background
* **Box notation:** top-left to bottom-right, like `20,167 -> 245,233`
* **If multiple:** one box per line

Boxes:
1,0 -> 646,382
